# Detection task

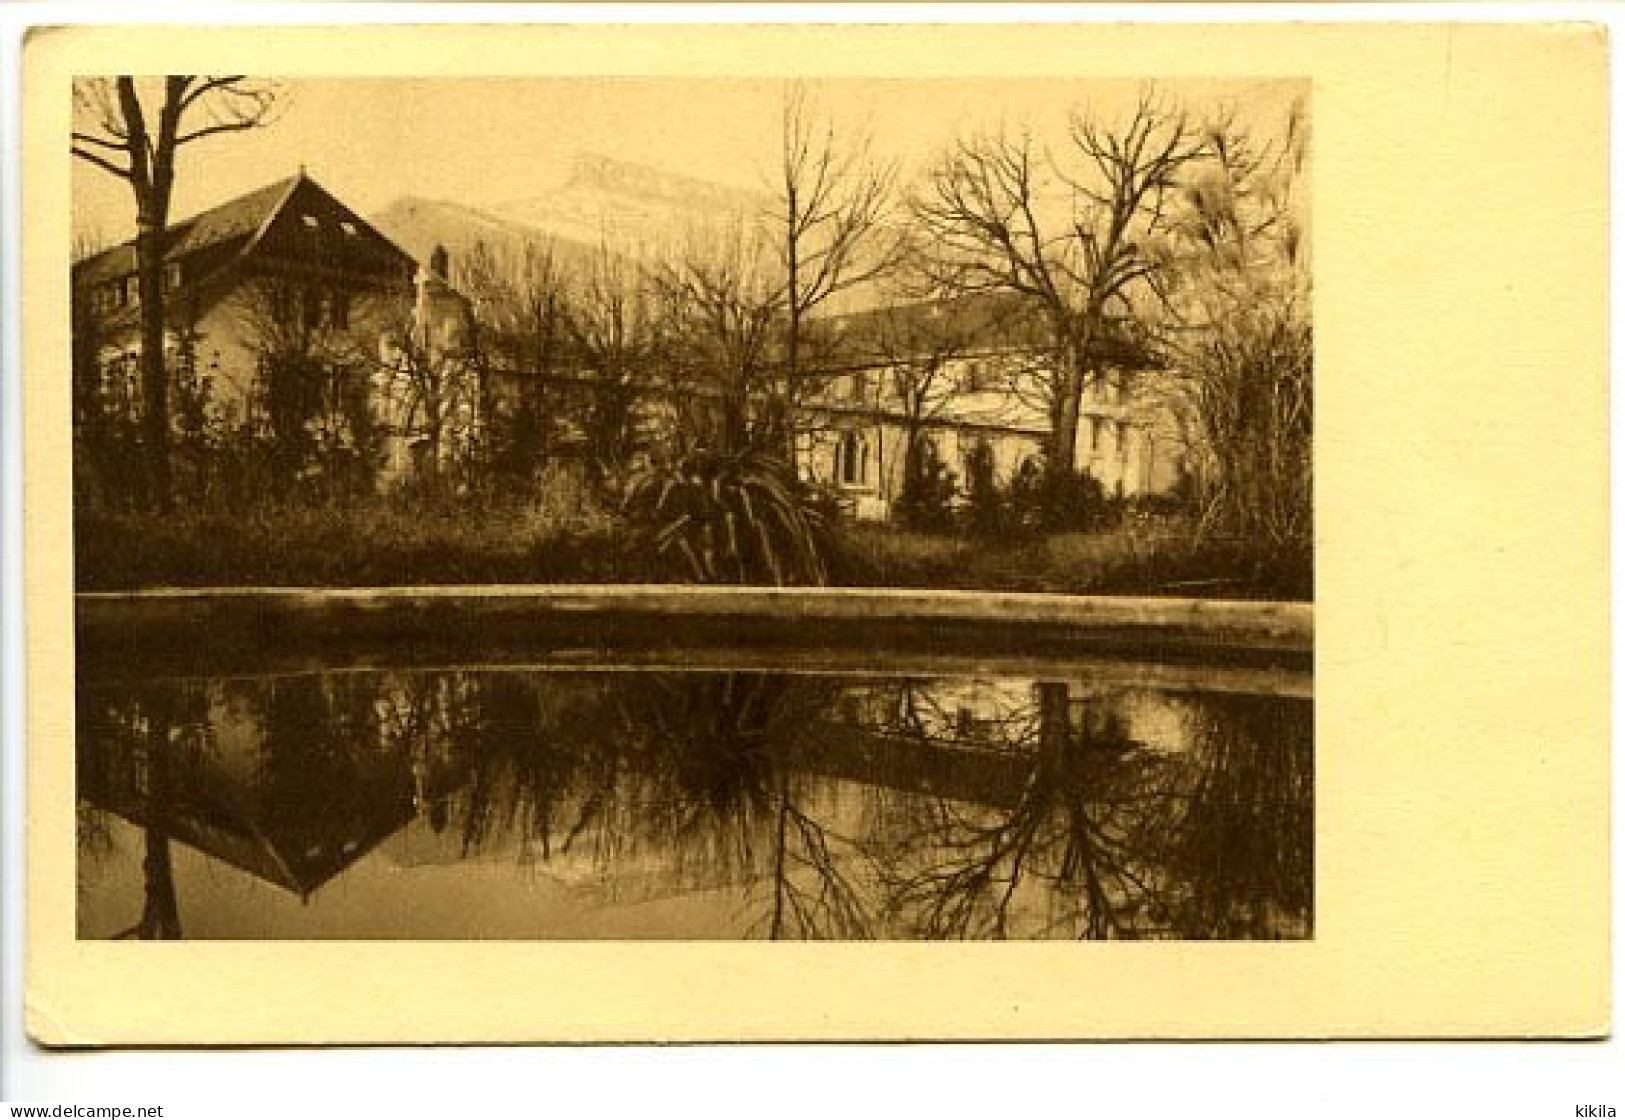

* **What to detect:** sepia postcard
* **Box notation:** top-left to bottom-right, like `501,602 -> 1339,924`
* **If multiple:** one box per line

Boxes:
20,20 -> 1608,1043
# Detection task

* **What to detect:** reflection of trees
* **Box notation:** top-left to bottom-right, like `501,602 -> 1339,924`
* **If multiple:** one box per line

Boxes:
435,673 -> 615,863
362,670 -> 868,938
78,668 -> 1311,942
131,689 -> 181,939
438,671 -> 869,938
611,672 -> 867,939
78,682 -> 214,939
869,681 -> 1178,939
864,681 -> 1312,940
1154,694 -> 1313,939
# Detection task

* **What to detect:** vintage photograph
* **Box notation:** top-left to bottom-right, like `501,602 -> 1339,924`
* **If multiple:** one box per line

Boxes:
69,75 -> 1312,942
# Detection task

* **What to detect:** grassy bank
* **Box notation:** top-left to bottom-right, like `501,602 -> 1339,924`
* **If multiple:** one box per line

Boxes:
834,516 -> 1311,601
77,501 -> 1309,601
76,496 -> 644,589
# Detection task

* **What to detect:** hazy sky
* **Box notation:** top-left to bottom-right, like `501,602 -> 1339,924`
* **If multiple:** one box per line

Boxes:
72,76 -> 1304,246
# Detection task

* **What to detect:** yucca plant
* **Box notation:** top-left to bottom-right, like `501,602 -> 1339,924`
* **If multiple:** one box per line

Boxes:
624,449 -> 833,586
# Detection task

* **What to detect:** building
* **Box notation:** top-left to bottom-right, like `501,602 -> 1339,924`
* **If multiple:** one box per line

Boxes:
796,293 -> 1188,520
72,171 -> 473,485
73,175 -> 1186,509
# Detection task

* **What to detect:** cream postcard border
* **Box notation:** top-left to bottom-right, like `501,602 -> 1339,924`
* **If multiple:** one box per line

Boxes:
23,21 -> 1610,1043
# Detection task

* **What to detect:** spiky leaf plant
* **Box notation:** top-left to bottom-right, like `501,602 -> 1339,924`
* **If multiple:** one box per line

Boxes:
625,450 -> 833,586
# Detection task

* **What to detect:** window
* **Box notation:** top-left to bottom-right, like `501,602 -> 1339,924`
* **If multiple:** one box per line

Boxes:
1117,420 -> 1132,460
301,214 -> 320,231
340,220 -> 358,237
163,262 -> 183,292
835,430 -> 870,488
848,370 -> 870,402
1089,416 -> 1104,453
102,352 -> 138,408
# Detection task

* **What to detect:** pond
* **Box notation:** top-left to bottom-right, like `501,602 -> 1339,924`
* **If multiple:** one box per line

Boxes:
76,662 -> 1312,940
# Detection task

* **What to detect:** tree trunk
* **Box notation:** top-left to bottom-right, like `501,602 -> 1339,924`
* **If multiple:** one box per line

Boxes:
721,369 -> 750,457
138,690 -> 181,939
1051,361 -> 1083,480
135,223 -> 172,509
425,415 -> 443,486
783,305 -> 801,470
901,423 -> 921,489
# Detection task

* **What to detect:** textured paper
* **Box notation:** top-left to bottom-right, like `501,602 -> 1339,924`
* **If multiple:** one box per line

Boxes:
23,20 -> 1609,1043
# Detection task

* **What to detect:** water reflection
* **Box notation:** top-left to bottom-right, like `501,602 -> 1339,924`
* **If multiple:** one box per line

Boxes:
77,667 -> 1311,940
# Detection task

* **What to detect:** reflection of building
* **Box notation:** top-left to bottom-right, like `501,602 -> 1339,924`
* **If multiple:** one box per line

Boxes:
810,677 -> 1191,809
796,295 -> 1187,520
76,669 -> 1311,940
77,682 -> 419,900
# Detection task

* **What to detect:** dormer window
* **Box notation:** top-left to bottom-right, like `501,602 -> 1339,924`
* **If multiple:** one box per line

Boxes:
339,221 -> 358,237
964,358 -> 997,392
301,214 -> 320,231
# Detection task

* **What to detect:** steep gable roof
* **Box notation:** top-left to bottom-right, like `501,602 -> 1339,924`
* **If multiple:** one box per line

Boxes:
72,173 -> 424,339
73,174 -> 302,287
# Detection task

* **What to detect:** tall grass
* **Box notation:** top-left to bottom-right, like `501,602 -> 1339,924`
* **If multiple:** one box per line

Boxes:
76,468 -> 636,589
836,515 -> 1309,600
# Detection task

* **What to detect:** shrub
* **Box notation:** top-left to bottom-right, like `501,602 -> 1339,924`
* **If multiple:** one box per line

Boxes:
623,449 -> 833,586
959,440 -> 1012,538
1008,462 -> 1116,534
892,438 -> 958,532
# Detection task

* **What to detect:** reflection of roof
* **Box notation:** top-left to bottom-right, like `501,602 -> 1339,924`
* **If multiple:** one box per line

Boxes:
87,783 -> 415,899
73,175 -> 300,287
79,731 -> 418,899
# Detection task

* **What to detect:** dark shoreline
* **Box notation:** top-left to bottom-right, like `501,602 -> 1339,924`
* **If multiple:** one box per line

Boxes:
77,585 -> 1314,680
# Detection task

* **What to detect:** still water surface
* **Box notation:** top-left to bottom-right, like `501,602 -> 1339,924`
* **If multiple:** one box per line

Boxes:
77,666 -> 1311,940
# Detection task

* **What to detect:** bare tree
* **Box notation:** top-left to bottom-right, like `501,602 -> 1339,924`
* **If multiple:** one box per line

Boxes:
913,87 -> 1206,483
771,86 -> 900,461
372,298 -> 480,487
72,76 -> 279,508
652,222 -> 786,456
455,238 -> 572,473
567,241 -> 666,476
229,276 -> 376,486
868,300 -> 977,505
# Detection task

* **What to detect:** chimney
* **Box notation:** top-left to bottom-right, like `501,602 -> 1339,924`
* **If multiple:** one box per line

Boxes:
413,244 -> 452,349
